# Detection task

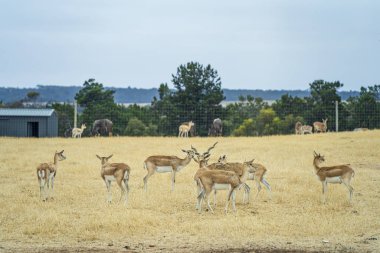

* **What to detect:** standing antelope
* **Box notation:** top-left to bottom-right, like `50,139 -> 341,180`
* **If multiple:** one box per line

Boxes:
246,162 -> 271,202
196,160 -> 253,214
143,148 -> 195,192
178,121 -> 194,137
300,125 -> 313,135
96,155 -> 131,204
312,151 -> 355,203
72,124 -> 86,138
36,150 -> 66,201
313,119 -> 328,133
295,121 -> 302,135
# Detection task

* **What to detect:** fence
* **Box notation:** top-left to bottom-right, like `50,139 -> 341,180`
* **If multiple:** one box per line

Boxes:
1,99 -> 379,138
61,99 -> 379,137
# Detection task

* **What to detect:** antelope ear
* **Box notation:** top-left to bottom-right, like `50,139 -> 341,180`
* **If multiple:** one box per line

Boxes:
60,150 -> 64,154
96,155 -> 101,160
313,151 -> 317,156
107,154 -> 113,160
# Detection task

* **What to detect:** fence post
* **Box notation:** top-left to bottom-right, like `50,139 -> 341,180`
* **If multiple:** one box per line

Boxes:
74,100 -> 77,128
335,100 -> 338,132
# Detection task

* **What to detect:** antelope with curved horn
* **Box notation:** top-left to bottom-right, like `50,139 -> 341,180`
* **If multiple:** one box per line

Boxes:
313,151 -> 355,203
196,159 -> 253,214
36,150 -> 66,201
143,148 -> 195,192
96,154 -> 131,204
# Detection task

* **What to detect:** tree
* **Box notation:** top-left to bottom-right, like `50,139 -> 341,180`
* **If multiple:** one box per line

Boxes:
52,103 -> 74,136
346,85 -> 380,129
26,91 -> 40,102
306,80 -> 344,131
75,79 -> 115,107
125,117 -> 147,136
223,96 -> 267,135
75,79 -> 126,135
152,62 -> 225,136
272,94 -> 307,120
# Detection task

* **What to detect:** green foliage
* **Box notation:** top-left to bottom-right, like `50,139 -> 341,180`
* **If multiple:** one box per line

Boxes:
306,80 -> 344,130
51,103 -> 74,136
59,76 -> 380,137
232,118 -> 257,136
346,85 -> 380,129
124,117 -> 159,136
125,117 -> 146,136
26,91 -> 40,102
75,79 -> 115,107
153,62 -> 225,136
223,96 -> 267,135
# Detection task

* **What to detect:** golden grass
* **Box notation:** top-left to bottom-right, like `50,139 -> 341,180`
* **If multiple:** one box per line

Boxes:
0,131 -> 380,251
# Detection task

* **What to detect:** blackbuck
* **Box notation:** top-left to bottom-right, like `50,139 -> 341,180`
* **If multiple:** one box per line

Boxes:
96,155 -> 131,204
195,160 -> 253,214
300,125 -> 313,135
213,154 -> 271,203
295,121 -> 302,135
72,124 -> 86,138
313,151 -> 355,203
313,119 -> 328,133
193,156 -> 253,210
143,149 -> 195,192
36,150 -> 66,201
178,121 -> 194,137
247,162 -> 272,201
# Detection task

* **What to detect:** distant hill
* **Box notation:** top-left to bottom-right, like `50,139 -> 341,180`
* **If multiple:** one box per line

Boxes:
0,85 -> 360,104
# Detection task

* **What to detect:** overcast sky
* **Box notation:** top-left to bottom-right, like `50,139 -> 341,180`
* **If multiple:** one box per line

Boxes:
0,0 -> 379,90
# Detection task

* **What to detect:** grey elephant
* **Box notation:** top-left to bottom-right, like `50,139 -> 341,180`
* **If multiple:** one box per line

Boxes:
92,119 -> 113,137
208,118 -> 222,136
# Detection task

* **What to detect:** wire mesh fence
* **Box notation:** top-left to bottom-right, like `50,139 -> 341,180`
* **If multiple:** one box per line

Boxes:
1,97 -> 379,138
54,98 -> 379,138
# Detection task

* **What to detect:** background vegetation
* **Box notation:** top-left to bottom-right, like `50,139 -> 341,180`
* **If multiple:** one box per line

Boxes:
1,62 -> 379,136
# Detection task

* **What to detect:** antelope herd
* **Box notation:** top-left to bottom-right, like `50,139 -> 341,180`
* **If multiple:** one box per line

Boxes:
36,139 -> 356,214
295,119 -> 328,135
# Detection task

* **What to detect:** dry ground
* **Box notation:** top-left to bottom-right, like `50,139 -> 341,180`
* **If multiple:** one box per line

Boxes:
0,131 -> 379,252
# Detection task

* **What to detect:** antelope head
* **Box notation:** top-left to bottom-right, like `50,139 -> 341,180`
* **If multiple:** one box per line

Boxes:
96,154 -> 113,165
81,124 -> 87,130
244,159 -> 255,167
313,151 -> 325,164
182,149 -> 195,159
218,155 -> 227,163
56,150 -> 66,161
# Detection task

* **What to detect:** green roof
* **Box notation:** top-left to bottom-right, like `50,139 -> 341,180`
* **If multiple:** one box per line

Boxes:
0,108 -> 55,117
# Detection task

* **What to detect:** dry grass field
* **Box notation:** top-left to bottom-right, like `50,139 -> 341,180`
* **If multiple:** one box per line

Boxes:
0,131 -> 380,252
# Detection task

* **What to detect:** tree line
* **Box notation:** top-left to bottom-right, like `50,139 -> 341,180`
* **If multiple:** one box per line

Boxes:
1,62 -> 379,136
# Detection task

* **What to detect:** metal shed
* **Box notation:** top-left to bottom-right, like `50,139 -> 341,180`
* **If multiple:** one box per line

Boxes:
0,108 -> 58,137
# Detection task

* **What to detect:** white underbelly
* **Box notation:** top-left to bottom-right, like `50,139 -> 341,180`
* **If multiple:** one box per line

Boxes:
247,173 -> 255,180
156,166 -> 173,173
213,183 -> 231,190
326,176 -> 342,184
105,175 -> 116,181
176,166 -> 184,172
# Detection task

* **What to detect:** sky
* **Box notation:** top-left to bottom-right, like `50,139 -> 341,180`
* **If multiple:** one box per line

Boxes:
0,0 -> 379,90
